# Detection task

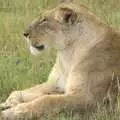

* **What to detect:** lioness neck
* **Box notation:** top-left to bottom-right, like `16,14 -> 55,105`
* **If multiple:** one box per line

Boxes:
58,42 -> 76,73
57,18 -> 109,73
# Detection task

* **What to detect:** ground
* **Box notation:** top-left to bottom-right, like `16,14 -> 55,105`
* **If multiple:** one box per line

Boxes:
0,0 -> 120,119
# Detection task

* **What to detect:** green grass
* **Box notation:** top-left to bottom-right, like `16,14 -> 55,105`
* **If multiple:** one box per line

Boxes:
0,0 -> 120,119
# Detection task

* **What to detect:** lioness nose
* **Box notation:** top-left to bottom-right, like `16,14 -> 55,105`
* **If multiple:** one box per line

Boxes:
23,33 -> 29,37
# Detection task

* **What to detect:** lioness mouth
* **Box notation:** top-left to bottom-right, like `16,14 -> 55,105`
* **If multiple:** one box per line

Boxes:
33,44 -> 45,51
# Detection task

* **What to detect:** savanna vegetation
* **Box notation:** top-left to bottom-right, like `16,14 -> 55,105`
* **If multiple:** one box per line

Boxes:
0,0 -> 120,119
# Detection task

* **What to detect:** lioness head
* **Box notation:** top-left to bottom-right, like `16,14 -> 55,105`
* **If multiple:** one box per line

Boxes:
24,3 -> 89,55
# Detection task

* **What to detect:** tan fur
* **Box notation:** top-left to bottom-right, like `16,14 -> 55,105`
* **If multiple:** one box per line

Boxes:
1,3 -> 120,120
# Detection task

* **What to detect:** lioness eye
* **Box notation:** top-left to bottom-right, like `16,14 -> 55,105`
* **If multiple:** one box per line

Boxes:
42,18 -> 47,22
41,18 -> 48,23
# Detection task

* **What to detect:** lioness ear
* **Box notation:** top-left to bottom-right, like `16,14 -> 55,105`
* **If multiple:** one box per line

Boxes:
60,8 -> 77,24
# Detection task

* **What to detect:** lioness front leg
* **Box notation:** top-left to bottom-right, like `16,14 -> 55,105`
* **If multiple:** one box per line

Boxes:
1,93 -> 94,120
0,58 -> 62,111
0,82 -> 59,111
0,58 -> 61,111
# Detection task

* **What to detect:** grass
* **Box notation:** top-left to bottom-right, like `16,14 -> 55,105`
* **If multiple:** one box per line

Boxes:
0,0 -> 120,119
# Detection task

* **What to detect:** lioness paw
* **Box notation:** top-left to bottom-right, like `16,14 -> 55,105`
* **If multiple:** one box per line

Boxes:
0,91 -> 24,111
1,105 -> 33,120
0,102 -> 11,111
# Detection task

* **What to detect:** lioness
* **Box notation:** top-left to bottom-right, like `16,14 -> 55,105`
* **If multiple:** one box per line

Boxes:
1,2 -> 120,120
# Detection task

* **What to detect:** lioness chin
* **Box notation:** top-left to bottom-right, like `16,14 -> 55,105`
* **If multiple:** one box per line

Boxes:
1,2 -> 120,120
